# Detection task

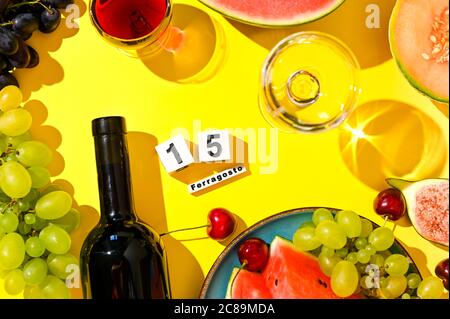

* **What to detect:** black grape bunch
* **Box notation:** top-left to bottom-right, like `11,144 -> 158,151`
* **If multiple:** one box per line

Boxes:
0,0 -> 74,90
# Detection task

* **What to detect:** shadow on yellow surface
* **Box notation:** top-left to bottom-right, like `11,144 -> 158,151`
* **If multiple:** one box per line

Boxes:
24,100 -> 65,176
140,3 -> 227,83
399,240 -> 432,279
15,0 -> 87,100
227,0 -> 395,69
128,132 -> 205,298
339,100 -> 448,191
171,137 -> 251,196
432,100 -> 449,118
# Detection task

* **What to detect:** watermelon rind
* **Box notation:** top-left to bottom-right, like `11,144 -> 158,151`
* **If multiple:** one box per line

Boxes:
387,178 -> 449,247
389,0 -> 449,103
198,0 -> 346,28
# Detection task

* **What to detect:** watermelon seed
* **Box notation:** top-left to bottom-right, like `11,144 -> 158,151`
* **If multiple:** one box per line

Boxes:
275,279 -> 278,287
318,279 -> 328,289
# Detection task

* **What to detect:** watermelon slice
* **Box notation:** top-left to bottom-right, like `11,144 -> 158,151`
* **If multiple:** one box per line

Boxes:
389,0 -> 449,102
199,0 -> 346,27
226,236 -> 356,299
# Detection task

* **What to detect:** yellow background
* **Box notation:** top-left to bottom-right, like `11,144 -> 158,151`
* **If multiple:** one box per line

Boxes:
1,0 -> 449,298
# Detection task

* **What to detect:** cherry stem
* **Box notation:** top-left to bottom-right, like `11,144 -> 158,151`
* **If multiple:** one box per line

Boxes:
160,224 -> 210,237
230,262 -> 247,298
383,215 -> 389,227
7,0 -> 52,14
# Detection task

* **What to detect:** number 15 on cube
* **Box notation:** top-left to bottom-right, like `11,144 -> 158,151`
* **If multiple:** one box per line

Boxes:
155,135 -> 194,173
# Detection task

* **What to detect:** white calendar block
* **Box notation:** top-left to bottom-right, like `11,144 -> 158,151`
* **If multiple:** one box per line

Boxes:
197,130 -> 231,162
155,135 -> 195,173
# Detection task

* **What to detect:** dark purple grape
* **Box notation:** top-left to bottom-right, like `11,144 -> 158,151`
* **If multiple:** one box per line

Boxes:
7,37 -> 30,68
13,30 -> 32,41
3,2 -> 44,20
0,71 -> 19,90
26,45 -> 39,68
39,7 -> 61,33
12,13 -> 39,38
0,0 -> 12,14
0,55 -> 7,71
0,27 -> 19,55
43,0 -> 74,9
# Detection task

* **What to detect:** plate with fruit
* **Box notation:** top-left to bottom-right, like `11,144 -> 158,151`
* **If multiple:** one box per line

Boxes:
200,207 -> 446,299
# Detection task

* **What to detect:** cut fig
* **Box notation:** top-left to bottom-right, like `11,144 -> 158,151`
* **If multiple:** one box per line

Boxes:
386,178 -> 449,247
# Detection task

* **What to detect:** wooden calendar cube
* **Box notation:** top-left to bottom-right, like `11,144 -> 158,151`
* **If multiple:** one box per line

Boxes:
155,135 -> 194,173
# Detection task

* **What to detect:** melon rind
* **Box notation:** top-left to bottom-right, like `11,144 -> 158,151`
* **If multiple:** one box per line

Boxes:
198,0 -> 346,28
389,0 -> 449,103
387,178 -> 449,247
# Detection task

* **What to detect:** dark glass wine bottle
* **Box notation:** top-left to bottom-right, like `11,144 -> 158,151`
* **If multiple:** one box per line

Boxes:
80,116 -> 171,299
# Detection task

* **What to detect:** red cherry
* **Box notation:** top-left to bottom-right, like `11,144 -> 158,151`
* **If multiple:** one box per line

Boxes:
207,208 -> 236,241
373,188 -> 406,221
238,238 -> 270,272
435,259 -> 449,291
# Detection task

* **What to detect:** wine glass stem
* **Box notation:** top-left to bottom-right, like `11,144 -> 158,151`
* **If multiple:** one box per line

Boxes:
161,26 -> 186,53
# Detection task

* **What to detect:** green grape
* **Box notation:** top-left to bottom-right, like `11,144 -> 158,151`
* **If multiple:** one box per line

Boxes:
417,277 -> 444,299
5,204 -> 19,214
0,85 -> 23,111
27,167 -> 51,189
293,227 -> 321,251
25,237 -> 46,258
0,268 -> 9,279
357,249 -> 371,264
39,224 -> 71,254
47,253 -> 78,279
318,253 -> 342,277
35,191 -> 72,220
0,138 -> 7,154
0,190 -> 10,203
402,293 -> 411,299
0,161 -> 32,198
407,273 -> 421,289
22,189 -> 39,208
380,276 -> 388,288
321,246 -> 335,257
384,254 -> 410,276
312,208 -> 334,226
336,210 -> 362,238
346,252 -> 358,264
370,254 -> 385,268
5,132 -> 31,148
4,269 -> 26,295
31,216 -> 48,231
315,220 -> 347,249
381,275 -> 407,299
39,275 -> 70,299
18,199 -> 30,212
0,109 -> 32,136
368,227 -> 395,251
18,222 -> 31,235
52,208 -> 80,233
336,248 -> 349,258
40,184 -> 62,196
360,275 -> 371,289
24,213 -> 36,225
23,285 -> 44,299
0,233 -> 25,269
365,244 -> 376,256
331,261 -> 359,298
0,212 -> 19,233
354,237 -> 367,250
16,141 -> 53,167
4,153 -> 18,162
23,258 -> 48,285
360,219 -> 374,238
299,221 -> 315,229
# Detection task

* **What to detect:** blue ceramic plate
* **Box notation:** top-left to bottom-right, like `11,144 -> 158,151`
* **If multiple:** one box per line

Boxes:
199,207 -> 420,299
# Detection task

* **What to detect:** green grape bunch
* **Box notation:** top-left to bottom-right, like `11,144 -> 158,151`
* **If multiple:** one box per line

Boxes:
292,208 -> 445,299
0,86 -> 80,299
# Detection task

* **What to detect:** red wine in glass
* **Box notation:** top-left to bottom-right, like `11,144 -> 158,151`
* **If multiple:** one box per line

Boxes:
94,0 -> 167,39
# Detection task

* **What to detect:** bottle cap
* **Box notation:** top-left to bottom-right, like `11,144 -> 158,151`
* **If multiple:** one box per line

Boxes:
92,116 -> 127,136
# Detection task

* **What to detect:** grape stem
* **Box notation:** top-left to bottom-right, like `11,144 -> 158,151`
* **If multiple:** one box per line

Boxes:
160,224 -> 210,237
383,215 -> 389,227
7,0 -> 53,14
0,22 -> 13,27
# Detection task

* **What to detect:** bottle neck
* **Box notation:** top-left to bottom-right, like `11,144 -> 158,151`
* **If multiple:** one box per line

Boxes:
94,133 -> 136,224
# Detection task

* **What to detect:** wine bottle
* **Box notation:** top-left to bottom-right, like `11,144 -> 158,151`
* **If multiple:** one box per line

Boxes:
80,116 -> 171,299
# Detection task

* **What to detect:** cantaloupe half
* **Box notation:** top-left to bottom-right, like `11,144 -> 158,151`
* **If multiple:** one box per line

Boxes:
390,0 -> 449,103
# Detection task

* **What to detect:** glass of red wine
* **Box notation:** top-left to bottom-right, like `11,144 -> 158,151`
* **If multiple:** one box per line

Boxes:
89,0 -> 184,57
